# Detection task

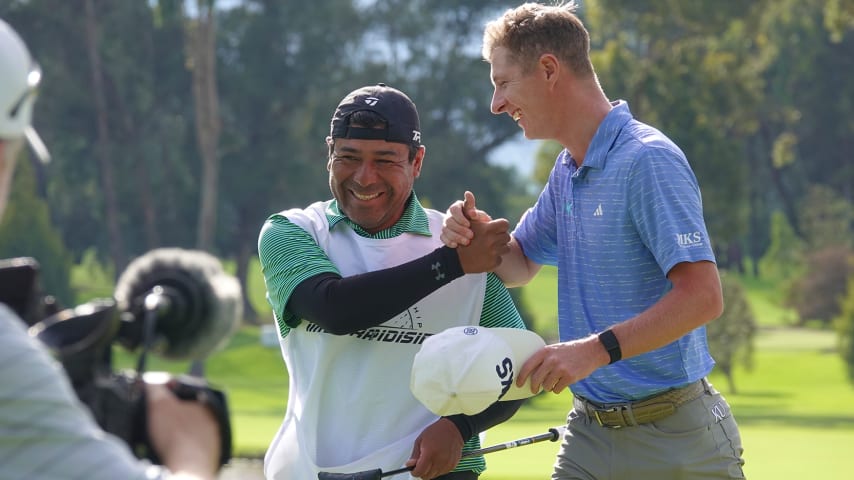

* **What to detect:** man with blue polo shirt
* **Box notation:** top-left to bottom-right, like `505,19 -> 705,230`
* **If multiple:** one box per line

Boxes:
258,83 -> 532,480
441,3 -> 746,479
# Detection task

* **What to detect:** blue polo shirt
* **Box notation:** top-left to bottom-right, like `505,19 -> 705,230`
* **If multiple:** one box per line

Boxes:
514,101 -> 716,403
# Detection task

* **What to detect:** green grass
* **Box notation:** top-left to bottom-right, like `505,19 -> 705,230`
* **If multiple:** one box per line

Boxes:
519,265 -> 559,341
193,326 -> 854,479
76,260 -> 854,478
480,326 -> 854,479
735,273 -> 800,326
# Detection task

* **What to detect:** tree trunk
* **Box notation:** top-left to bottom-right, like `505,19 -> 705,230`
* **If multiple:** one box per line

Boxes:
84,0 -> 127,274
760,123 -> 803,240
115,92 -> 160,249
724,367 -> 737,395
187,1 -> 221,252
235,205 -> 259,325
726,242 -> 744,274
236,233 -> 259,325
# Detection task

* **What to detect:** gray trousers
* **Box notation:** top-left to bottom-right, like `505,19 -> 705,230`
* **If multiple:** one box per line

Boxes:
553,381 -> 745,479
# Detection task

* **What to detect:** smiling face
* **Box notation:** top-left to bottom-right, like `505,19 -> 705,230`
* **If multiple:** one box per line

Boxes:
327,137 -> 424,234
489,47 -> 550,140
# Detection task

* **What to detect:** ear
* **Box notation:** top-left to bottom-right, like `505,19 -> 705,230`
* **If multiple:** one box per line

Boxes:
538,53 -> 560,84
325,136 -> 334,171
413,146 -> 426,178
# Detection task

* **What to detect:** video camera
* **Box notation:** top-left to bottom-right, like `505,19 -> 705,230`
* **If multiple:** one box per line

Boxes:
0,248 -> 242,469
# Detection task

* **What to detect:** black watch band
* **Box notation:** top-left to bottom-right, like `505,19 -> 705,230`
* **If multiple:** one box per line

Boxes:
598,329 -> 622,365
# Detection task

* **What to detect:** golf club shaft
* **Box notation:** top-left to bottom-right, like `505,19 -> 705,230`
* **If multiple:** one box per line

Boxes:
380,427 -> 564,478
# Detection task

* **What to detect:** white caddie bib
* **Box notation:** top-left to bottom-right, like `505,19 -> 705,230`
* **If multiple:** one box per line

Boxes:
264,201 -> 486,480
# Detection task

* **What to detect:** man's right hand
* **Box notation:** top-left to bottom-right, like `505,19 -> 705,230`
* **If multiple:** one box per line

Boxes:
146,381 -> 220,480
441,191 -> 490,248
449,191 -> 510,273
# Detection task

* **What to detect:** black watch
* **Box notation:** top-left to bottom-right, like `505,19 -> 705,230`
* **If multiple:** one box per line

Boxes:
598,329 -> 622,365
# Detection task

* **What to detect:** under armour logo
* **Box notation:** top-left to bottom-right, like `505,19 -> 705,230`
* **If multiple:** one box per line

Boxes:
431,262 -> 445,281
364,96 -> 379,106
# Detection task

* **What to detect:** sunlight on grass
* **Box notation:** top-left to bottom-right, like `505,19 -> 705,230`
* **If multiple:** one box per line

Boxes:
519,265 -> 559,341
737,273 -> 799,326
70,255 -> 854,478
480,327 -> 854,479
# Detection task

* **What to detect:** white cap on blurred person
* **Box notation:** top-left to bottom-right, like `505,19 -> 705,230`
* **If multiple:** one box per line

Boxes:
410,326 -> 546,416
0,18 -> 49,163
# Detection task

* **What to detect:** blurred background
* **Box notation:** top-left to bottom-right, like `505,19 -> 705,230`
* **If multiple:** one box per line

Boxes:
1,0 -> 852,478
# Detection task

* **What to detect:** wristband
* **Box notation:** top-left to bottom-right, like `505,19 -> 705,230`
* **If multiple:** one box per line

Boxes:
598,329 -> 622,365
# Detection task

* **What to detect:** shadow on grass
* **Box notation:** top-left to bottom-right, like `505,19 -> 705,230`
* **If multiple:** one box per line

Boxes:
722,390 -> 790,399
518,390 -> 854,431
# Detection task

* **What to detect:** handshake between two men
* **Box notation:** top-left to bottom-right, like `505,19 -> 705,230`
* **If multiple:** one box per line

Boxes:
444,191 -> 512,275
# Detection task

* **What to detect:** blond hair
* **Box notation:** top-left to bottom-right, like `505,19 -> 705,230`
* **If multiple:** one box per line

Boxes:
482,2 -> 594,77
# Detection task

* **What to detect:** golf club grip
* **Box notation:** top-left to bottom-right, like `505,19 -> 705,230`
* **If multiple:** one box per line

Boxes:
378,427 -> 564,478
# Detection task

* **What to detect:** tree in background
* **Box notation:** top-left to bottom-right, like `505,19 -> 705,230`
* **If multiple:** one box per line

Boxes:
759,211 -> 805,285
214,0 -> 525,322
1,0 -> 200,265
783,186 -> 852,326
532,141 -> 563,187
797,185 -> 853,251
0,0 -> 851,316
0,157 -> 73,306
786,246 -> 854,326
586,0 -> 763,271
83,0 -> 128,273
585,0 -> 853,274
706,272 -> 757,393
185,0 -> 222,252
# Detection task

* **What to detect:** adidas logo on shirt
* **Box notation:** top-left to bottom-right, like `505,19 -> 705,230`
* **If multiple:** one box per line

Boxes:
593,204 -> 603,217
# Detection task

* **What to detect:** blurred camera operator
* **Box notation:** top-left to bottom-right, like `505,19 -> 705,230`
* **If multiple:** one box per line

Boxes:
0,18 -> 221,480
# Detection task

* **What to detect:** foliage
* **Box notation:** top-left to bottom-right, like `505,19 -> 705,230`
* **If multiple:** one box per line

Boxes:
785,245 -> 854,326
0,0 -> 851,308
759,211 -> 805,283
587,0 -> 761,260
585,0 -> 854,273
70,248 -> 115,304
836,274 -> 854,384
0,156 -> 74,305
706,271 -> 757,393
733,271 -> 799,326
1,0 -> 530,307
532,141 -> 564,188
798,184 -> 853,250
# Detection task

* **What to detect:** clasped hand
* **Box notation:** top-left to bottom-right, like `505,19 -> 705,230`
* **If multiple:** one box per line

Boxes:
443,191 -> 509,274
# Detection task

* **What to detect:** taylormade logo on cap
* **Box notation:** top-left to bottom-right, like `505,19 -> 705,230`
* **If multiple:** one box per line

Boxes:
410,326 -> 546,416
329,83 -> 422,148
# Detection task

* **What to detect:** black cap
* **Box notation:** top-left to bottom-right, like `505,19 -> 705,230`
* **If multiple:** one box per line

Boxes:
329,83 -> 421,147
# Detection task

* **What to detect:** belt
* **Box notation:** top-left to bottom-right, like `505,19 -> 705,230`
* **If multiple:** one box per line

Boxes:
573,379 -> 707,428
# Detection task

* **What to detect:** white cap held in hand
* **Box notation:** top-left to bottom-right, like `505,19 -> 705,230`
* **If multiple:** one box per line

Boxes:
410,326 -> 545,416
